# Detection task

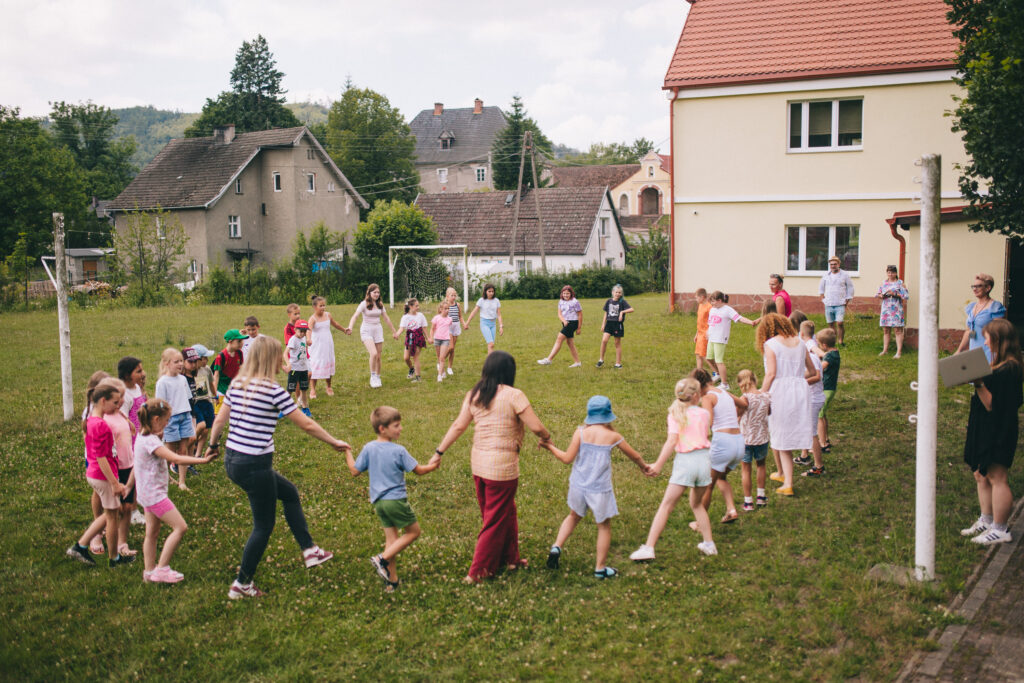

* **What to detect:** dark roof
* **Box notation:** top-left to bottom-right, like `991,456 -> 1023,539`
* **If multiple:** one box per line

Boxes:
620,215 -> 669,236
409,106 -> 507,165
551,164 -> 639,189
415,187 -> 618,256
108,126 -> 367,211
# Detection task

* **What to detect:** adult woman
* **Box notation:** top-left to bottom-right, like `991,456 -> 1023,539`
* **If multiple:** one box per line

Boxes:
348,284 -> 396,388
757,313 -> 815,496
961,319 -> 1022,545
876,265 -> 909,358
754,274 -> 791,324
956,273 -> 1005,362
205,336 -> 351,599
433,351 -> 552,582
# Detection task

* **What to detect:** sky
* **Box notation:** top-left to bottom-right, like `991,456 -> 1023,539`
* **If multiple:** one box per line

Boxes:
0,0 -> 689,152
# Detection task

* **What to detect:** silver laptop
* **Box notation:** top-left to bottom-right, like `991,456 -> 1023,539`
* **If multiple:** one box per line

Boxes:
939,347 -> 991,387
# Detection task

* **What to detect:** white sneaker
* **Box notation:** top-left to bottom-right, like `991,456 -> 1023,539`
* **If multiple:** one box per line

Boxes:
697,540 -> 718,556
537,359 -> 552,365
446,367 -> 454,376
568,362 -> 582,368
972,528 -> 1012,545
437,363 -> 442,374
437,374 -> 444,382
961,518 -> 990,536
131,510 -> 146,525
720,383 -> 730,391
629,545 -> 655,561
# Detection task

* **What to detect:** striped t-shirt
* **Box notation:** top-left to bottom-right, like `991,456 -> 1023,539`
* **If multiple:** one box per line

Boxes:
223,378 -> 297,455
448,304 -> 461,323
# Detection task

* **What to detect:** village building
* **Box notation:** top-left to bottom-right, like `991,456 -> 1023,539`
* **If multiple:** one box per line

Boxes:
408,100 -> 507,194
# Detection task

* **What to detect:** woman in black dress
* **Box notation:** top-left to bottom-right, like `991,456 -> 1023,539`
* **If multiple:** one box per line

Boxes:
961,318 -> 1022,545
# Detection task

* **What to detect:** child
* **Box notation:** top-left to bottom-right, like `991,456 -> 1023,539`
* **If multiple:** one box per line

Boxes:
212,329 -> 246,399
189,344 -> 216,458
241,315 -> 265,356
286,320 -> 313,417
796,320 -> 825,476
309,295 -> 352,397
134,398 -> 217,583
155,348 -> 196,491
66,382 -> 134,567
283,303 -> 301,346
737,369 -> 770,511
394,298 -> 430,381
706,291 -> 755,390
430,302 -> 453,382
444,287 -> 464,376
181,347 -> 201,471
81,371 -> 112,553
103,377 -> 137,558
695,368 -> 747,525
540,395 -> 652,578
630,378 -> 717,560
693,288 -> 711,374
348,284 -> 396,389
346,406 -> 440,592
464,283 -> 503,353
596,284 -> 634,369
538,285 -> 583,367
117,357 -> 148,526
814,327 -> 841,454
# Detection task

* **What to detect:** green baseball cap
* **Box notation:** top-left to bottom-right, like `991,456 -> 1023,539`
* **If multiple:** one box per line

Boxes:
224,328 -> 247,341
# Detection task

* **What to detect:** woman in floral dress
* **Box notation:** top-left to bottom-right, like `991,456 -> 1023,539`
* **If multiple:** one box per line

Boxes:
876,265 -> 909,358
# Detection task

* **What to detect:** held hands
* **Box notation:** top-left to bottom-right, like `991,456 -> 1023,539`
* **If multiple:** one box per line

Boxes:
427,453 -> 442,468
201,450 -> 218,464
463,321 -> 470,330
344,327 -> 353,335
114,481 -> 127,497
642,463 -> 658,478
333,439 -> 352,453
393,331 -> 401,340
498,324 -> 504,336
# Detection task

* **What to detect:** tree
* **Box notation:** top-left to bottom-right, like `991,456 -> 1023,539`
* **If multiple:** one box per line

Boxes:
49,101 -> 138,201
110,207 -> 188,305
185,35 -> 301,137
324,86 -> 419,209
947,0 -> 1024,237
3,233 -> 32,307
625,224 -> 670,291
353,200 -> 438,285
491,96 -> 554,190
560,138 -> 656,166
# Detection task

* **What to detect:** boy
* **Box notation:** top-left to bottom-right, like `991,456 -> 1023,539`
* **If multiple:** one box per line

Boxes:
693,288 -> 712,376
286,320 -> 313,417
179,347 -> 201,474
190,343 -> 217,457
212,329 -> 246,399
283,303 -> 301,346
796,320 -> 826,475
241,316 -> 265,356
346,406 -> 440,591
814,327 -> 840,455
596,284 -> 634,369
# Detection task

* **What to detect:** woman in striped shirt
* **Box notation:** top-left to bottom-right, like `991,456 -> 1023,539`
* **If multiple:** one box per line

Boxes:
204,336 -> 352,600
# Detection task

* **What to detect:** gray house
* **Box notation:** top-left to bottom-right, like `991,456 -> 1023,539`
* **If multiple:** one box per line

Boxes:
409,100 -> 507,194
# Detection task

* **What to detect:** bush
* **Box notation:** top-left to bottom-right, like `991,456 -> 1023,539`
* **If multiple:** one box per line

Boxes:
493,265 -> 658,300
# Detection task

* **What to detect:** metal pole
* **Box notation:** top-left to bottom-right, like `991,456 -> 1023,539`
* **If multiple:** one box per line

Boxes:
914,154 -> 941,581
388,247 -> 395,309
53,213 -> 74,421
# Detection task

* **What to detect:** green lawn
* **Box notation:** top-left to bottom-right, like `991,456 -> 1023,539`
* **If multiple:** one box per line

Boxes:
0,294 -> 1017,680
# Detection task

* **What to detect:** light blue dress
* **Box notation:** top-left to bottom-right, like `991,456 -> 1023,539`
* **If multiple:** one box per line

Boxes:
965,299 -> 1006,362
566,428 -> 621,523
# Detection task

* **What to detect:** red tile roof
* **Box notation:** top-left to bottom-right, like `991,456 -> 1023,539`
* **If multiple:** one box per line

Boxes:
664,0 -> 958,90
550,164 -> 640,189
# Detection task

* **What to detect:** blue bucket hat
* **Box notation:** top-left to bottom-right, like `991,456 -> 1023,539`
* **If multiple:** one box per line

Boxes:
585,395 -> 616,424
190,343 -> 215,358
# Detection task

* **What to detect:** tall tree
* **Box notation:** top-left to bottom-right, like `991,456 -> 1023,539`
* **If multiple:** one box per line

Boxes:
947,0 -> 1024,238
559,138 -> 656,166
185,35 -> 301,137
49,101 -> 138,200
353,200 -> 438,285
324,85 -> 418,210
491,96 -> 553,190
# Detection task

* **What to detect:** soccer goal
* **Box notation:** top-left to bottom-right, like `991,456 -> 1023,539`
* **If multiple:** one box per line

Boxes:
388,244 -> 469,309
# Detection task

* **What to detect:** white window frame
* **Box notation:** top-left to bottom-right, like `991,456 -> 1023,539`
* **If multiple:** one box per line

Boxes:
516,259 -> 533,274
437,168 -> 448,184
306,173 -> 316,193
188,259 -> 198,276
785,224 -> 860,276
787,98 -> 863,153
273,172 -> 281,192
600,217 -> 609,236
228,215 -> 241,239
475,167 -> 487,183
605,257 -> 616,267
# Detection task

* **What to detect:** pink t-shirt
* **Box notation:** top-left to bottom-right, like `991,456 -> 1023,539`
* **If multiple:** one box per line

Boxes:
133,433 -> 169,507
103,411 -> 134,469
432,314 -> 452,341
85,416 -> 118,480
667,407 -> 711,453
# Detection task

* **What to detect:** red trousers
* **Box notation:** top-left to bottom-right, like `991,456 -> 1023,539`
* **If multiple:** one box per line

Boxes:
469,475 -> 520,579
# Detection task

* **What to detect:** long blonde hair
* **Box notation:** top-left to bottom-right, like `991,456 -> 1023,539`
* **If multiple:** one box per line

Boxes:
737,369 -> 758,393
232,335 -> 283,394
668,378 -> 702,430
158,347 -> 182,377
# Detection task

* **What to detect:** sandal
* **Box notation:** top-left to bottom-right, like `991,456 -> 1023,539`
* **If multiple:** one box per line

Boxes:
821,441 -> 832,453
721,510 -> 739,524
594,567 -> 618,579
384,579 -> 400,593
89,538 -> 105,555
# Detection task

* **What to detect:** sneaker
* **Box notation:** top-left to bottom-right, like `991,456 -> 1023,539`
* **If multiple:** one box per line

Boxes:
960,518 -> 991,537
546,546 -> 561,569
568,362 -> 582,368
537,358 -> 552,365
711,372 -> 720,383
301,407 -> 312,418
131,510 -> 146,525
370,374 -> 381,388
447,367 -> 454,376
629,545 -> 655,562
769,472 -> 785,483
775,486 -> 794,497
370,554 -> 390,582
187,465 -> 199,476
228,581 -> 265,600
756,495 -> 768,507
972,528 -> 1012,545
614,364 -> 622,369
66,544 -> 96,566
742,501 -> 755,512
303,545 -> 333,568
594,567 -> 618,579
720,383 -> 730,390
596,360 -> 604,368
169,464 -> 178,474
437,374 -> 444,382
697,540 -> 718,556
109,554 -> 135,567
149,565 -> 184,583
143,569 -> 156,583
793,455 -> 813,466
407,368 -> 415,378
802,466 -> 825,477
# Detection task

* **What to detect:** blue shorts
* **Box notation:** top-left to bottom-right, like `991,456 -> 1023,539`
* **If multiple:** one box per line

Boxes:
709,431 -> 745,473
164,411 -> 195,442
567,485 -> 618,523
480,319 -> 497,344
742,442 -> 769,464
193,400 -> 214,429
824,305 -> 846,323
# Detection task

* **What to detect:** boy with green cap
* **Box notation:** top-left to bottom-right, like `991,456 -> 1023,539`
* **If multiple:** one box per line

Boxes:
212,329 -> 247,400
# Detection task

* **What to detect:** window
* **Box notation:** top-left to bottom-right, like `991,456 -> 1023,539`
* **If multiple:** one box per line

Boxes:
606,257 -> 616,267
188,259 -> 198,276
786,225 -> 859,274
273,172 -> 281,192
235,178 -> 242,194
475,167 -> 486,183
619,193 -> 629,216
437,168 -> 448,184
440,138 -> 451,150
788,99 -> 862,151
516,259 -> 532,274
600,217 -> 609,236
647,166 -> 655,178
306,173 -> 316,192
229,215 -> 241,239
327,181 -> 336,192
306,149 -> 315,160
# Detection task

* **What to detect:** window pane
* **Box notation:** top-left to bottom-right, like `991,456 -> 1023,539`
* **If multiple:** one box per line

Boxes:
838,100 -> 862,146
787,226 -> 801,270
808,102 -> 832,147
789,103 -> 802,148
805,226 -> 830,271
835,226 -> 859,270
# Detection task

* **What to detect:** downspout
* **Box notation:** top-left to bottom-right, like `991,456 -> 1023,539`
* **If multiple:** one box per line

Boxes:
668,87 -> 678,311
885,217 -> 907,279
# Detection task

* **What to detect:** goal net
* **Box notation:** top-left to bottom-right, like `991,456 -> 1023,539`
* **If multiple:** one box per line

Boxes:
388,245 -> 469,309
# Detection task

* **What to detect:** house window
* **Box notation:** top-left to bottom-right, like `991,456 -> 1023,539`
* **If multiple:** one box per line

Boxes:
619,194 -> 629,216
188,259 -> 198,277
786,225 -> 859,274
229,215 -> 241,239
440,138 -> 451,150
307,149 -> 315,160
273,172 -> 281,192
647,166 -> 654,178
600,217 -> 609,236
517,259 -> 532,274
235,178 -> 242,194
606,257 -> 616,267
328,181 -> 336,192
475,167 -> 486,183
307,173 -> 316,192
788,99 -> 863,151
438,168 -> 448,184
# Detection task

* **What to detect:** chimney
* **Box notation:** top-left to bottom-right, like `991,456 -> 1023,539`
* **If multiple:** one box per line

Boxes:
433,102 -> 444,116
473,98 -> 483,114
213,124 -> 236,145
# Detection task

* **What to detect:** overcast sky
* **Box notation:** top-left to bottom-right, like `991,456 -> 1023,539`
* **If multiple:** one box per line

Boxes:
0,0 -> 689,152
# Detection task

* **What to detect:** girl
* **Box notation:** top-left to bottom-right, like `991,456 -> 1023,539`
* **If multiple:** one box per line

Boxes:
103,378 -> 137,558
538,285 -> 583,367
394,298 -> 430,381
82,370 -> 111,554
117,356 -> 147,437
540,395 -> 652,578
66,382 -> 134,567
348,284 -> 395,389
876,265 -> 909,358
706,291 -> 755,390
155,348 -> 195,491
431,302 -> 453,382
694,368 -> 747,524
464,283 -> 503,353
961,318 -> 1022,545
596,284 -> 634,368
444,287 -> 464,375
795,320 -> 825,476
693,288 -> 711,374
134,399 -> 217,583
737,369 -> 770,511
630,378 -> 717,560
308,295 -> 350,398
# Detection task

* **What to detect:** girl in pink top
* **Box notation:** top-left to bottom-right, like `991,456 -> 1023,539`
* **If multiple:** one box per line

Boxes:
630,378 -> 718,560
431,302 -> 453,383
103,378 -> 137,559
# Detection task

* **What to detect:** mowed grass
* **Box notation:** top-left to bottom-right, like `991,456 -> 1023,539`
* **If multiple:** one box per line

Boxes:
0,294 -> 1019,681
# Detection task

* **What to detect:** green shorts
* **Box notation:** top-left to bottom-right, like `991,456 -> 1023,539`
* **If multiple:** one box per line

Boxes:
373,498 -> 417,529
819,389 -> 836,418
708,341 -> 728,363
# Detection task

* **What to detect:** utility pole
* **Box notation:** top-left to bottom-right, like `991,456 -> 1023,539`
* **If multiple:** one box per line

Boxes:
508,133 -> 529,268
53,213 -> 74,421
527,131 -> 547,273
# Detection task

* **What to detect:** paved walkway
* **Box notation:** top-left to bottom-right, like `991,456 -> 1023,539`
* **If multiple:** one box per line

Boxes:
901,500 -> 1024,683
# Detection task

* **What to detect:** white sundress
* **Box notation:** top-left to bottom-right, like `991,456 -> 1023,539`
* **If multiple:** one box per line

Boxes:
765,336 -> 811,451
308,318 -> 336,380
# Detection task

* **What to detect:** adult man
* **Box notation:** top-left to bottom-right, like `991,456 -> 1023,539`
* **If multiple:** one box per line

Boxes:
819,256 -> 854,345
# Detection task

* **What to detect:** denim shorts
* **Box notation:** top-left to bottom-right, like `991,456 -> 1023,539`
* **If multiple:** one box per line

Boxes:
669,449 -> 712,488
824,305 -> 846,323
480,319 -> 497,343
742,442 -> 769,464
163,411 -> 195,442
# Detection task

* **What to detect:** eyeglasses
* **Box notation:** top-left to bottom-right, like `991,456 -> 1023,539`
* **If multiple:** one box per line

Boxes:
971,284 -> 986,290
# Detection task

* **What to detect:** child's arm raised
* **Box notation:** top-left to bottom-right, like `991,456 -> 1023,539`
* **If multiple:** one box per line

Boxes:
619,305 -> 635,321
539,428 -> 581,464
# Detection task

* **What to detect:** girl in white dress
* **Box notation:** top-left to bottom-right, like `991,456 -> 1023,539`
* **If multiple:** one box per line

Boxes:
308,295 -> 350,399
756,314 -> 815,496
348,284 -> 396,388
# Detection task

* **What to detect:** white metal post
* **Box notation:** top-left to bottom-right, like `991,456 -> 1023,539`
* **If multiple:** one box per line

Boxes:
463,245 -> 469,310
53,213 -> 74,421
388,247 -> 395,309
915,154 -> 941,581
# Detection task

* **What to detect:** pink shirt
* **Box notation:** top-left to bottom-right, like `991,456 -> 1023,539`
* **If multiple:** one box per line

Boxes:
103,411 -> 134,469
85,416 -> 118,480
667,407 -> 711,453
432,314 -> 452,341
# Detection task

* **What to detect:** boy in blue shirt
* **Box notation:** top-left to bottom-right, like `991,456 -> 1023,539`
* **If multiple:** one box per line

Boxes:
347,406 -> 439,591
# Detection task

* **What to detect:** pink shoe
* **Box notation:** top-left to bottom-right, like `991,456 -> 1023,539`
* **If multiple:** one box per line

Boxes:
149,565 -> 185,583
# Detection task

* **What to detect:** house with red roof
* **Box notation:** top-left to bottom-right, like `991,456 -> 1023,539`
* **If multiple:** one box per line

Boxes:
664,0 -> 1013,343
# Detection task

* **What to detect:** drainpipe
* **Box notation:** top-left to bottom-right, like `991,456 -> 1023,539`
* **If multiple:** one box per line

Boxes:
668,87 -> 678,311
885,217 -> 907,279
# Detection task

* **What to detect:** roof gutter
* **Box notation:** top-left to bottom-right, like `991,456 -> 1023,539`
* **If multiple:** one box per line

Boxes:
884,218 -> 907,280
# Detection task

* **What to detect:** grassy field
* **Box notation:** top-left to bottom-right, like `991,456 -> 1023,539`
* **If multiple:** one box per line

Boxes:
0,293 -> 1019,681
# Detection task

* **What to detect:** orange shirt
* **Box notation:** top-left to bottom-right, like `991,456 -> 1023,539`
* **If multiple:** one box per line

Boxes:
469,385 -> 531,481
696,301 -> 711,335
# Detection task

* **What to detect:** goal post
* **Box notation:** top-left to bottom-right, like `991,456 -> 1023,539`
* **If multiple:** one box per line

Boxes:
388,244 -> 469,309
